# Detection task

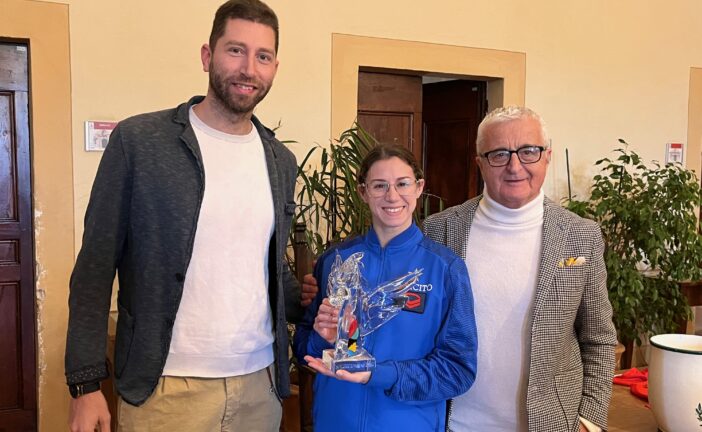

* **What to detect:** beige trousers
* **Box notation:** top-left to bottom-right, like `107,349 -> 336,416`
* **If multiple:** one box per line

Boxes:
117,366 -> 282,432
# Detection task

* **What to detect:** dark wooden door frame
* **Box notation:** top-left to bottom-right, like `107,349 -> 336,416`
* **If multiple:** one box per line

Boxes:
0,38 -> 37,432
422,79 -> 487,212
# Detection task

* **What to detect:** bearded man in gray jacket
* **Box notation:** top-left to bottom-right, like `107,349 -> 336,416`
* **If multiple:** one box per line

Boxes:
65,1 -> 314,431
423,106 -> 616,432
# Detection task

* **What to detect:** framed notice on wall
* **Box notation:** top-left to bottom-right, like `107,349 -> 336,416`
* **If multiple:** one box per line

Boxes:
84,120 -> 117,151
665,142 -> 684,165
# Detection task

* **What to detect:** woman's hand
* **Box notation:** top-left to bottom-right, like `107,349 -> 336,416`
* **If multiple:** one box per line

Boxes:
304,355 -> 371,384
313,298 -> 339,344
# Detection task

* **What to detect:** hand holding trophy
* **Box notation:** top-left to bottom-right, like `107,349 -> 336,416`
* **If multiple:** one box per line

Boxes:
312,251 -> 422,375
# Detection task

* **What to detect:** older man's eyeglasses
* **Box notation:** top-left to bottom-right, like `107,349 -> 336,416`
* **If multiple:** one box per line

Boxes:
362,179 -> 422,198
481,145 -> 547,167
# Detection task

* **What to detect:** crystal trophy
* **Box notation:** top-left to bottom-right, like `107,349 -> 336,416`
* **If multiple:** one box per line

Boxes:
322,251 -> 423,372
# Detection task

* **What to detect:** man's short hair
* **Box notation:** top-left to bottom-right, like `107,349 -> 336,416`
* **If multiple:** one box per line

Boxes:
476,106 -> 549,153
209,0 -> 279,52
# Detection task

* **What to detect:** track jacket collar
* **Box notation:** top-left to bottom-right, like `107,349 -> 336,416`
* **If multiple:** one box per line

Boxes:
365,223 -> 423,253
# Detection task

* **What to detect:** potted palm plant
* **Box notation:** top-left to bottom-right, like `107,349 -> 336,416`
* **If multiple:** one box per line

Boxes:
292,124 -> 377,258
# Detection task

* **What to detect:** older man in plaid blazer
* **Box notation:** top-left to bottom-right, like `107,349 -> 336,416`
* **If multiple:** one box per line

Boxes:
424,106 -> 616,432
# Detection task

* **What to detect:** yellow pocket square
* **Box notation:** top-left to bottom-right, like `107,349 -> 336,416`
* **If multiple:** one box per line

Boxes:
558,256 -> 586,268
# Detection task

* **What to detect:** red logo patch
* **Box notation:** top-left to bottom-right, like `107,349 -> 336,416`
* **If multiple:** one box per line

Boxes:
402,291 -> 426,314
406,293 -> 422,309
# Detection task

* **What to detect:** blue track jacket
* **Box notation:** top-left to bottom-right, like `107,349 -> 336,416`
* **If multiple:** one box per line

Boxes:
294,224 -> 478,431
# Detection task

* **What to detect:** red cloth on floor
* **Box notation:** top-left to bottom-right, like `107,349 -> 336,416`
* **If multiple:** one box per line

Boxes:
613,368 -> 648,401
613,367 -> 647,385
630,382 -> 648,401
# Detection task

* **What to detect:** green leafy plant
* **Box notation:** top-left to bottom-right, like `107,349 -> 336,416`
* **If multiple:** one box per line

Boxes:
566,141 -> 702,345
293,124 -> 377,258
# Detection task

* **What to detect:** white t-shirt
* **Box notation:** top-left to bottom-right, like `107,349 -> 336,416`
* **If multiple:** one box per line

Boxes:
162,107 -> 275,377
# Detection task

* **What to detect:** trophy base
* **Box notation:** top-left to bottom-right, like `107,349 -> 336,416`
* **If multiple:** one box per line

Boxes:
322,349 -> 376,373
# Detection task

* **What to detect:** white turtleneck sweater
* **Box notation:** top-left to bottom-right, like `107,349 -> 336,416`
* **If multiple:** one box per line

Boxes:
450,189 -> 544,432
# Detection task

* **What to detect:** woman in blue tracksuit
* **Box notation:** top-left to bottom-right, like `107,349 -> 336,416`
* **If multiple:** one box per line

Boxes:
294,144 -> 478,431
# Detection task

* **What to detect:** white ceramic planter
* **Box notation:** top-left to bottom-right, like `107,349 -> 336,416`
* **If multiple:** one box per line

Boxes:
648,334 -> 702,432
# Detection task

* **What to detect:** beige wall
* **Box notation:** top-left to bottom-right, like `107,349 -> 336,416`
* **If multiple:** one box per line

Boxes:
688,68 -> 702,174
61,0 -> 702,245
60,0 -> 702,244
3,0 -> 702,429
0,0 -> 73,430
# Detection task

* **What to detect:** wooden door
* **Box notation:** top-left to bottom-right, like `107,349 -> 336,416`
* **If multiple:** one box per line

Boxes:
423,80 -> 487,212
357,71 -> 423,164
0,41 -> 36,432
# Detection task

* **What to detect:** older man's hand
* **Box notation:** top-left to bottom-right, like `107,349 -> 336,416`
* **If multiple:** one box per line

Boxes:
301,273 -> 318,307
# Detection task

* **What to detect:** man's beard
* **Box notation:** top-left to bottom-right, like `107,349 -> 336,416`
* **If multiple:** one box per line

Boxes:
209,67 -> 271,115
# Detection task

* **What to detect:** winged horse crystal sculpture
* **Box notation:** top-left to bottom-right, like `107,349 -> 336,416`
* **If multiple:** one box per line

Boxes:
322,251 -> 423,372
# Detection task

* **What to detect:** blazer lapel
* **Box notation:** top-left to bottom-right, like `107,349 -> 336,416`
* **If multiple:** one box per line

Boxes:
448,198 -> 479,260
262,140 -> 281,219
253,118 -> 283,245
260,136 -> 284,275
532,199 -> 570,320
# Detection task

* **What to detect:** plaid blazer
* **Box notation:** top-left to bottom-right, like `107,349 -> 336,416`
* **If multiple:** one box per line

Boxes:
424,195 -> 616,432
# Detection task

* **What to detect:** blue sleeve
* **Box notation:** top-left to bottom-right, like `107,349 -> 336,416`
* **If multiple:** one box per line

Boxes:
293,257 -> 334,363
367,256 -> 478,404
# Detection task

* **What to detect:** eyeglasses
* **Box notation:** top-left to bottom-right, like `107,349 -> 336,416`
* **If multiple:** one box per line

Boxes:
480,145 -> 547,167
362,179 -> 423,198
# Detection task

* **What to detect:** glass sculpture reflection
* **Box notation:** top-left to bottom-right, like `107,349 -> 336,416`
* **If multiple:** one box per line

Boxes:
322,251 -> 423,372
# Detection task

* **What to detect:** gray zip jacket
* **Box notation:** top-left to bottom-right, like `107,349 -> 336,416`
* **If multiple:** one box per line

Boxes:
65,96 -> 302,405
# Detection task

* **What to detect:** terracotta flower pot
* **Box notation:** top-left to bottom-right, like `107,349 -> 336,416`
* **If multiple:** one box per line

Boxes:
648,334 -> 702,432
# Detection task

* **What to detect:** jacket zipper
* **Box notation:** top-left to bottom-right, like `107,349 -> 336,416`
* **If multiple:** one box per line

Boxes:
360,245 -> 387,431
446,398 -> 454,431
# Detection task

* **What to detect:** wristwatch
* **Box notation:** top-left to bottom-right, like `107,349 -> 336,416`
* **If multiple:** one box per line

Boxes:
68,381 -> 101,398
